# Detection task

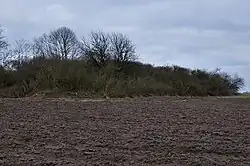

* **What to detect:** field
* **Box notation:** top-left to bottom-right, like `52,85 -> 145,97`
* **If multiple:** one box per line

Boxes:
0,97 -> 250,166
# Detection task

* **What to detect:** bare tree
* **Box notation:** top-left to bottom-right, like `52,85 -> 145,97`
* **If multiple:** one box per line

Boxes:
110,32 -> 137,63
230,74 -> 244,92
81,31 -> 111,68
49,26 -> 79,59
10,39 -> 32,69
33,27 -> 79,59
33,33 -> 52,58
0,26 -> 9,66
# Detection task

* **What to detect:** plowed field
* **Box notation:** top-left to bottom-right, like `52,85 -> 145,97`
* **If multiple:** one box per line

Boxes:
0,97 -> 249,165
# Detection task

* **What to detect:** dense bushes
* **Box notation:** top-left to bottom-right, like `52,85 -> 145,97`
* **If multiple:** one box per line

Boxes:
0,57 -> 244,98
0,26 -> 244,98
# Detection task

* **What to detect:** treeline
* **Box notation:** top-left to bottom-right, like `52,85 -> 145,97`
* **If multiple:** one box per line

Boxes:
0,26 -> 244,98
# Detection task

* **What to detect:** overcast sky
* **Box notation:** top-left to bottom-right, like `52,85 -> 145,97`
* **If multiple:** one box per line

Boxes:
0,0 -> 250,91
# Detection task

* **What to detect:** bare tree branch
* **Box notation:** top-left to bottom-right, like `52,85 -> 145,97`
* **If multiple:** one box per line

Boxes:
81,31 -> 111,68
110,32 -> 137,63
33,33 -> 54,58
49,27 -> 79,59
0,26 -> 9,66
33,27 -> 80,60
10,39 -> 32,69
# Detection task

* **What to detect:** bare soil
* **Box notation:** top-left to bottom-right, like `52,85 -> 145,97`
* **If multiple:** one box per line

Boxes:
0,97 -> 250,166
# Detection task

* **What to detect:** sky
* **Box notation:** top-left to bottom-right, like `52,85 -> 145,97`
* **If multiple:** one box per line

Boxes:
0,0 -> 250,91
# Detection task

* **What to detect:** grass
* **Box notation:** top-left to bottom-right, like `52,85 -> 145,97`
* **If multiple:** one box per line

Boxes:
238,93 -> 250,98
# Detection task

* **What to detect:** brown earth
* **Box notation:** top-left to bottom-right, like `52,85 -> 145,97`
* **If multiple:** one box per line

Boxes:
0,97 -> 250,166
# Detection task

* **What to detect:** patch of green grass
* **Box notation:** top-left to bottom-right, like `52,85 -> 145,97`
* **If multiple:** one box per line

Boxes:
238,93 -> 250,98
